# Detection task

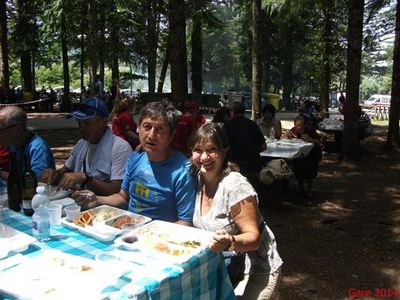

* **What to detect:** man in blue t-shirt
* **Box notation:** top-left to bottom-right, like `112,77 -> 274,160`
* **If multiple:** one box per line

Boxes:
0,106 -> 55,179
77,102 -> 196,225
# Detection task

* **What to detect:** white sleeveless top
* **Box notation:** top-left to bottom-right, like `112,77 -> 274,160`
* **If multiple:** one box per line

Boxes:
193,171 -> 283,274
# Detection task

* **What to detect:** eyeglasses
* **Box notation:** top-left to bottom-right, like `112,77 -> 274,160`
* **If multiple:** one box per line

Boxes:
0,123 -> 19,132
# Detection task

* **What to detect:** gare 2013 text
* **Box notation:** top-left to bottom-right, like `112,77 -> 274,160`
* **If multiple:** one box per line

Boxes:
348,288 -> 399,298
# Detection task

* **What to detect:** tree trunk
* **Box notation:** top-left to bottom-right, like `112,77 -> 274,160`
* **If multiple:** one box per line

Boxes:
157,36 -> 171,93
88,0 -> 98,93
386,0 -> 400,150
342,0 -> 364,159
320,0 -> 332,112
20,51 -> 32,92
16,0 -> 33,93
0,0 -> 9,100
191,0 -> 203,94
80,1 -> 87,94
251,0 -> 262,120
60,11 -> 71,112
281,24 -> 293,111
147,0 -> 158,93
110,1 -> 119,82
168,0 -> 188,105
99,9 -> 105,86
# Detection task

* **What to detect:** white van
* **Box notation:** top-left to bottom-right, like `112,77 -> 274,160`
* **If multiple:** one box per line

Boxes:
363,94 -> 391,107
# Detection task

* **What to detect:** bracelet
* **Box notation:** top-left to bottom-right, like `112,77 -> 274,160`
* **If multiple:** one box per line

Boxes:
228,235 -> 236,251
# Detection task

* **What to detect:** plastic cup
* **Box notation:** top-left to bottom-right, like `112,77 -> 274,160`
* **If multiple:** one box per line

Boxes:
64,205 -> 81,222
46,203 -> 62,225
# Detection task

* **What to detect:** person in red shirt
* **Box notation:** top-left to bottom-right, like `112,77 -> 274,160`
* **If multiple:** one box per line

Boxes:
112,97 -> 139,149
171,101 -> 198,157
185,100 -> 206,126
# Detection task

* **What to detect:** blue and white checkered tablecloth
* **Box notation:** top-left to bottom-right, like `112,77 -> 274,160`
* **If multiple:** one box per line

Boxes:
1,211 -> 235,300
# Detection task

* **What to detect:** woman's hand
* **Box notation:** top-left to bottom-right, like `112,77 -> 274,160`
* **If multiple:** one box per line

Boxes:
209,229 -> 232,252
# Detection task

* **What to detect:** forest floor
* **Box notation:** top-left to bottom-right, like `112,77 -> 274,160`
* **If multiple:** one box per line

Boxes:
35,115 -> 400,300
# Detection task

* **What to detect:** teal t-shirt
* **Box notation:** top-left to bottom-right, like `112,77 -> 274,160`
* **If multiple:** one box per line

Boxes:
122,150 -> 196,223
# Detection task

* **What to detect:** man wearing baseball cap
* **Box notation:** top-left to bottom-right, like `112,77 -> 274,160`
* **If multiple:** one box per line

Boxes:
42,97 -> 132,196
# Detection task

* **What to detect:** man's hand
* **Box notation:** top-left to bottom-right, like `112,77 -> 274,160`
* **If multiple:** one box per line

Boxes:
72,190 -> 98,210
41,169 -> 60,185
58,172 -> 86,190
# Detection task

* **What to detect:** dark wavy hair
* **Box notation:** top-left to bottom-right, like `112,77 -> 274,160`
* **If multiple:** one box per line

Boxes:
188,122 -> 239,176
262,103 -> 276,118
138,101 -> 177,132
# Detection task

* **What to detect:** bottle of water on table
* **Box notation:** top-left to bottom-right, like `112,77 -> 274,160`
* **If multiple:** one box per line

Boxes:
270,127 -> 276,141
32,186 -> 50,242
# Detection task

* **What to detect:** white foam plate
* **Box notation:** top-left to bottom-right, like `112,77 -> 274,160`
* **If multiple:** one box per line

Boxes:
0,249 -> 129,299
52,197 -> 75,207
61,205 -> 151,242
0,224 -> 36,259
49,189 -> 72,201
115,220 -> 212,263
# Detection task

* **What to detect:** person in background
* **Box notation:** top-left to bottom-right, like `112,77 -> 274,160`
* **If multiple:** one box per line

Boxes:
256,103 -> 282,139
189,123 -> 283,297
187,100 -> 206,126
94,74 -> 104,100
223,101 -> 266,176
107,79 -> 120,111
41,98 -> 132,196
0,106 -> 55,179
285,115 -> 322,197
212,106 -> 231,127
75,101 -> 196,225
161,97 -> 182,118
338,92 -> 346,114
357,106 -> 372,139
171,100 -> 198,157
112,97 -> 139,149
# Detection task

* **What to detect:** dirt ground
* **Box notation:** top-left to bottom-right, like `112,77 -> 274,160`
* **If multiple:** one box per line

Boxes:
36,119 -> 400,300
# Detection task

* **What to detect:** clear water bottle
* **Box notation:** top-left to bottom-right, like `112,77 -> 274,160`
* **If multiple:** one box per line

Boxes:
270,127 -> 276,141
32,186 -> 50,242
0,173 -> 7,208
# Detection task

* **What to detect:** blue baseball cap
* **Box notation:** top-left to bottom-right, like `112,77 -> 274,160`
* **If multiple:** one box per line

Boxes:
68,97 -> 109,120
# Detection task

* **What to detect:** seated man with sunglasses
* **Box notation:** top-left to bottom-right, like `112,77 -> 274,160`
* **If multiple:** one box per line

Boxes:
42,98 -> 132,196
0,105 -> 55,180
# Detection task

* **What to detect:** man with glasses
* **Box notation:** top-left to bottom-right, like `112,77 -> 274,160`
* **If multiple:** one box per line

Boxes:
0,105 -> 55,180
42,97 -> 132,196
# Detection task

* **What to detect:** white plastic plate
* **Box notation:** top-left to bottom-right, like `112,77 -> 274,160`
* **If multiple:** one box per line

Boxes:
0,223 -> 36,259
61,205 -> 151,242
115,220 -> 212,263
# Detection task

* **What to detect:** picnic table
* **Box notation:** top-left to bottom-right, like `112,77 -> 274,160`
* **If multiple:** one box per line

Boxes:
0,210 -> 235,299
260,138 -> 314,159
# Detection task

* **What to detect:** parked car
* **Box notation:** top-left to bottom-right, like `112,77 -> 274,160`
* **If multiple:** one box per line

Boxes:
363,94 -> 391,108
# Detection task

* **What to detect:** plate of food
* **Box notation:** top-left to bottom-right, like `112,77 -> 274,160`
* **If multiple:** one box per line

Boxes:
61,205 -> 151,242
114,220 -> 212,263
0,249 -> 128,299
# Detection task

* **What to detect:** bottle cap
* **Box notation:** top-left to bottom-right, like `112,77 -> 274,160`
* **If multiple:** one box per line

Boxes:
36,186 -> 46,194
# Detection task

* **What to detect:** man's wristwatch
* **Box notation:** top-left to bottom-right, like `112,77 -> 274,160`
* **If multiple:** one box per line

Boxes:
228,235 -> 236,251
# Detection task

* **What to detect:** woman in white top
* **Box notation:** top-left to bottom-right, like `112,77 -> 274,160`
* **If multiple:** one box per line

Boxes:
189,122 -> 283,299
257,103 -> 282,139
